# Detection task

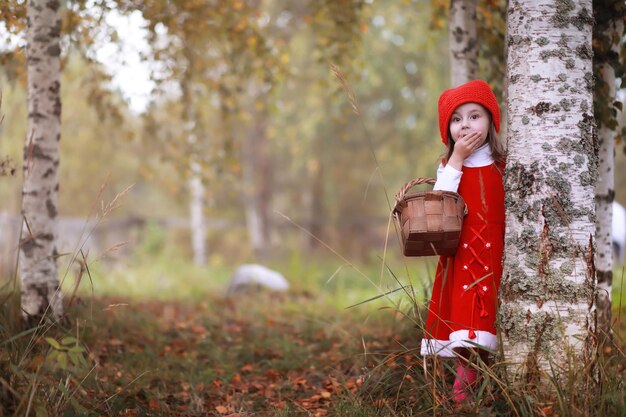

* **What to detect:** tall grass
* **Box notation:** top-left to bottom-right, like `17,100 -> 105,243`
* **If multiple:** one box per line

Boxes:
1,242 -> 625,416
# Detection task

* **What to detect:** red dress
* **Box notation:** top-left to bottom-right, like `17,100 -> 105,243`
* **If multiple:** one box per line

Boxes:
420,163 -> 505,357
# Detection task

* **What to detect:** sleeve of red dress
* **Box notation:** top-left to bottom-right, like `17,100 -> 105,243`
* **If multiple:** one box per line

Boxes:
433,163 -> 462,192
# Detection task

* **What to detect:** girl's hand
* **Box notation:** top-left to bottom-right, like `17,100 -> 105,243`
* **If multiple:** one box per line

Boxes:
447,131 -> 484,170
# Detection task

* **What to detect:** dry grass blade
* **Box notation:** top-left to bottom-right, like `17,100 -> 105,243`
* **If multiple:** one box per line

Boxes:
101,184 -> 134,218
330,63 -> 360,115
345,285 -> 409,309
96,241 -> 129,262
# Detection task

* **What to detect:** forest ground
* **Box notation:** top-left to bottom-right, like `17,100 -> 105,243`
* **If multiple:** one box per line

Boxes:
1,259 -> 625,416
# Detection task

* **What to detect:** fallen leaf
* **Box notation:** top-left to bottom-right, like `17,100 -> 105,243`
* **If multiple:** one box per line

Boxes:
191,324 -> 207,335
148,398 -> 160,411
215,405 -> 229,414
231,373 -> 242,384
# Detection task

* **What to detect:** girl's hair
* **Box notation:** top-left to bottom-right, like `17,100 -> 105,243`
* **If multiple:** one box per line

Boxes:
440,121 -> 506,166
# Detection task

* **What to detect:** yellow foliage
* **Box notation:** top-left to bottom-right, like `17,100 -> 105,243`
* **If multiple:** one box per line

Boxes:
234,18 -> 247,32
139,165 -> 154,181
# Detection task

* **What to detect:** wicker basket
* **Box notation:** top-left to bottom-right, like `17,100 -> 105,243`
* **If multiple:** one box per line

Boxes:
393,178 -> 467,257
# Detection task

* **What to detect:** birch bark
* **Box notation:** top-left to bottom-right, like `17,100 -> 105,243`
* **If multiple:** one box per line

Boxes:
449,0 -> 478,87
242,105 -> 272,260
181,41 -> 207,266
189,162 -> 207,266
20,0 -> 63,321
594,59 -> 615,346
501,0 -> 596,385
593,6 -> 623,345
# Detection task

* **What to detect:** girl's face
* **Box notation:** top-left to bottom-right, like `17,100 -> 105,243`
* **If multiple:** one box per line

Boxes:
448,103 -> 491,145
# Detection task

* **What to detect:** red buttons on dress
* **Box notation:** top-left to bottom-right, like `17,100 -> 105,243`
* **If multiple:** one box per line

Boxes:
463,284 -> 468,290
482,286 -> 488,291
485,242 -> 491,248
463,243 -> 468,248
484,266 -> 489,271
463,265 -> 468,270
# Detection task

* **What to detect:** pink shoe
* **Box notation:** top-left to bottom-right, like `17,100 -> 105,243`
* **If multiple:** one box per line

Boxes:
452,364 -> 477,403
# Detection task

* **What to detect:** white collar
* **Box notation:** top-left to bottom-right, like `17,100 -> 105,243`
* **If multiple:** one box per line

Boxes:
464,143 -> 494,167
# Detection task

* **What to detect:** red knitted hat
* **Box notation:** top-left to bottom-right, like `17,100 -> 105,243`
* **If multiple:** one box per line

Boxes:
438,80 -> 500,145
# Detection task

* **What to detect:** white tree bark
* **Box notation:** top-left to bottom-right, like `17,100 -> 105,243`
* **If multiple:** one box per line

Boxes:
594,16 -> 623,345
501,0 -> 595,383
189,161 -> 206,266
449,0 -> 478,87
242,83 -> 272,259
242,120 -> 271,259
594,60 -> 615,344
20,0 -> 63,321
181,38 -> 207,266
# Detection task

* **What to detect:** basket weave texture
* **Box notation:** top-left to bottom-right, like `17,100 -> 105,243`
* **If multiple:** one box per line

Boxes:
393,178 -> 467,257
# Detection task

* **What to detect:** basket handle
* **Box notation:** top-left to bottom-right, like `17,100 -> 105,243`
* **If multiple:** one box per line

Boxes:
392,177 -> 468,216
393,177 -> 436,211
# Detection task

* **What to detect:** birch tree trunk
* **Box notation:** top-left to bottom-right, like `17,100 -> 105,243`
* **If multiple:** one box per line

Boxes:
449,0 -> 478,87
593,3 -> 624,346
20,0 -> 63,321
308,155 -> 325,248
242,108 -> 272,260
501,0 -> 596,390
181,41 -> 206,266
594,57 -> 615,347
189,161 -> 206,266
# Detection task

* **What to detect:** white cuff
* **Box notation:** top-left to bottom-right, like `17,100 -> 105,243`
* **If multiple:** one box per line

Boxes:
433,164 -> 462,192
420,331 -> 498,357
420,338 -> 457,357
449,330 -> 498,353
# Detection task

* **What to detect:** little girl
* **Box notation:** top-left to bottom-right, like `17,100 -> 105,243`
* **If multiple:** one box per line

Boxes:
420,80 -> 506,403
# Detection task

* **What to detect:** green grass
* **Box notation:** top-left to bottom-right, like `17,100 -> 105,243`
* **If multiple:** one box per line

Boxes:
58,238 -> 435,310
2,248 -> 625,416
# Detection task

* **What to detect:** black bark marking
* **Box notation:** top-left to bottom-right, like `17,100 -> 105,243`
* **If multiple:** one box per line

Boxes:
22,283 -> 51,326
572,7 -> 593,30
594,188 -> 615,203
46,199 -> 57,218
20,236 -> 42,257
46,1 -> 60,12
53,95 -> 61,117
531,101 -> 551,116
596,269 -> 612,286
30,144 -> 53,161
576,44 -> 592,60
46,44 -> 60,57
48,81 -> 60,94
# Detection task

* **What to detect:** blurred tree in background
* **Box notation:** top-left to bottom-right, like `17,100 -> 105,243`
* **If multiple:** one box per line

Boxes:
0,0 -> 514,270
